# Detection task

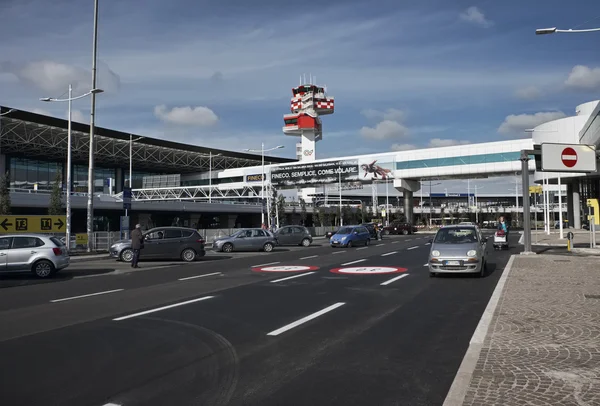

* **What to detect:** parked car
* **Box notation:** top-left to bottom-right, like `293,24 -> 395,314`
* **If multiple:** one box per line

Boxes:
330,225 -> 371,248
213,228 -> 278,253
383,222 -> 417,235
274,225 -> 313,246
0,234 -> 70,278
428,225 -> 487,277
110,227 -> 206,262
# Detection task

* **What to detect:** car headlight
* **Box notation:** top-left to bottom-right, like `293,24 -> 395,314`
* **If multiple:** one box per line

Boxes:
467,250 -> 477,257
431,250 -> 441,257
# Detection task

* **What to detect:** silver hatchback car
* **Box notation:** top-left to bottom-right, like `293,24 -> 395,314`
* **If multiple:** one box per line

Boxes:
0,234 -> 70,278
428,225 -> 487,277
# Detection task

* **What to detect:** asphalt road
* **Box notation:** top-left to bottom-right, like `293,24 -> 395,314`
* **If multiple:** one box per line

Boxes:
0,232 -> 519,406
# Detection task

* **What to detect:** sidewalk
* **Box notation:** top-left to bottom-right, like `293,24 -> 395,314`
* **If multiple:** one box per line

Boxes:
444,254 -> 600,406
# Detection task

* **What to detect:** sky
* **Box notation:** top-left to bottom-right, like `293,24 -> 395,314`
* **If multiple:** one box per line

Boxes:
1,0 -> 600,194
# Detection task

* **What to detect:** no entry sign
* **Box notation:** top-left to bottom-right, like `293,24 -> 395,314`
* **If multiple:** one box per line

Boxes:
561,147 -> 577,168
541,143 -> 597,173
253,265 -> 320,273
330,266 -> 407,275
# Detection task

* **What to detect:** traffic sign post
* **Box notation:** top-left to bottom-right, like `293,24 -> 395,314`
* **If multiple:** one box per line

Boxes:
541,143 -> 597,173
123,187 -> 132,213
0,215 -> 66,233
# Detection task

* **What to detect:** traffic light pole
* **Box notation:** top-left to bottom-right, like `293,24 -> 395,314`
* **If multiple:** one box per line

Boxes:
520,149 -> 539,255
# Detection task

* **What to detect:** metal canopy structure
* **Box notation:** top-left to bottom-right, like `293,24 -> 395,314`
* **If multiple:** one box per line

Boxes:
0,106 -> 295,173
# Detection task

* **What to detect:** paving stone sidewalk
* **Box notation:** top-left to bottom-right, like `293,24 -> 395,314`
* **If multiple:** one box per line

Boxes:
462,255 -> 600,406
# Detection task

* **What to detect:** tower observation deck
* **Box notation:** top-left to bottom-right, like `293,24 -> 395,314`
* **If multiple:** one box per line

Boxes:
282,79 -> 334,162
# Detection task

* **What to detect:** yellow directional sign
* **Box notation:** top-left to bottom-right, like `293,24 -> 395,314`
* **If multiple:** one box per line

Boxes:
0,215 -> 66,233
75,234 -> 88,245
529,186 -> 543,194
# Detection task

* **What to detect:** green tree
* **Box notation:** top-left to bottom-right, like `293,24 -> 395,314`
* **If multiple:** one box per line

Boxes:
48,172 -> 64,215
341,205 -> 351,225
269,188 -> 278,222
313,207 -> 322,227
0,171 -> 11,215
277,194 -> 286,226
299,198 -> 307,225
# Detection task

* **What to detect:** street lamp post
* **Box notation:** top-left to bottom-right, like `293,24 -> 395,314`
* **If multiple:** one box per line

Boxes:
244,144 -> 284,227
40,86 -> 103,251
86,0 -> 100,252
128,135 -> 143,189
428,181 -> 442,227
208,152 -> 222,203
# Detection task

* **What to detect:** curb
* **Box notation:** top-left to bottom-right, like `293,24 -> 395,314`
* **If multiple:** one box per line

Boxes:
442,254 -> 517,406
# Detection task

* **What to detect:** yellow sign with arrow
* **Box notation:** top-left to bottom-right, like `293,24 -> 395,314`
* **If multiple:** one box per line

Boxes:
0,215 -> 66,233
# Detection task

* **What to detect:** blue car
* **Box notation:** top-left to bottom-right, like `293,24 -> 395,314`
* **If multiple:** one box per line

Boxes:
330,225 -> 371,248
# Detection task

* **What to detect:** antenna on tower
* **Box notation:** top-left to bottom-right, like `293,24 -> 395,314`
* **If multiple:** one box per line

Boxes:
299,75 -> 302,86
303,73 -> 306,84
310,73 -> 312,84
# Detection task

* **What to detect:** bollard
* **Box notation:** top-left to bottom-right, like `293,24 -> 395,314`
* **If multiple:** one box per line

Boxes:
567,231 -> 574,252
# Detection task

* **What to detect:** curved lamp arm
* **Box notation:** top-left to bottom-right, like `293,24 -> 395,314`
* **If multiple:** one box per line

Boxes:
40,88 -> 104,103
245,145 -> 285,153
536,27 -> 600,35
0,109 -> 15,117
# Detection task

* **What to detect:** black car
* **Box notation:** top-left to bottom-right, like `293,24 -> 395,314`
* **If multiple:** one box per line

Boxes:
274,225 -> 313,246
361,223 -> 378,239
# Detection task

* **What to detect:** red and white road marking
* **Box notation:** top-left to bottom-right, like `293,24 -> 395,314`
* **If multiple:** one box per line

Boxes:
330,266 -> 408,275
252,265 -> 320,273
561,147 -> 578,168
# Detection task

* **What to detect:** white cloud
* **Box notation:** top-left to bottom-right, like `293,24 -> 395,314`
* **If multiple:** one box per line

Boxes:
497,111 -> 566,136
459,6 -> 493,28
427,138 -> 471,148
564,65 -> 600,91
0,60 -> 120,95
71,109 -> 86,123
154,105 -> 219,126
391,143 -> 417,151
361,108 -> 406,122
514,86 -> 542,100
360,120 -> 409,140
32,108 -> 51,116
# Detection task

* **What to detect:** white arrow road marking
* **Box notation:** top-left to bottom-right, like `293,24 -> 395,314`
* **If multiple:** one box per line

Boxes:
380,273 -> 409,286
270,272 -> 317,283
267,302 -> 345,336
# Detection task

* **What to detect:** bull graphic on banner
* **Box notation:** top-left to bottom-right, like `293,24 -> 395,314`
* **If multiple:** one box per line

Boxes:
358,158 -> 395,181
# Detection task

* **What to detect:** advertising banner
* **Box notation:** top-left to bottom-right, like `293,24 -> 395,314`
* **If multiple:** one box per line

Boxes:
357,157 -> 395,181
270,159 -> 359,187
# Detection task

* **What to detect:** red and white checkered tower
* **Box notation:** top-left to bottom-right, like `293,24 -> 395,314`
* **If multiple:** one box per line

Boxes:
283,76 -> 334,162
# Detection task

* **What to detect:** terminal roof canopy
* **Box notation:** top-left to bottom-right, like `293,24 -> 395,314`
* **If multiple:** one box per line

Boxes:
0,106 -> 295,173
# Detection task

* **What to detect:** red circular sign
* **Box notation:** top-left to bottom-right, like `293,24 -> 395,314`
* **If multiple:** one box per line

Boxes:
561,147 -> 578,168
329,266 -> 407,275
252,265 -> 320,273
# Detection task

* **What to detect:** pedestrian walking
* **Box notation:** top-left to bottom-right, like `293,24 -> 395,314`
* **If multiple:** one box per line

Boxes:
130,223 -> 144,268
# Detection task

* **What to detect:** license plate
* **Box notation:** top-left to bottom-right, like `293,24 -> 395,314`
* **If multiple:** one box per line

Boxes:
444,260 -> 461,266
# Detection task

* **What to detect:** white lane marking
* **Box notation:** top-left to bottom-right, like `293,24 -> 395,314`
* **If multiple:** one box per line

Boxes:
407,246 -> 419,250
251,261 -> 280,267
270,272 -> 317,283
381,251 -> 398,257
50,289 -> 124,303
341,259 -> 367,266
425,243 -> 431,246
300,255 -> 318,260
357,247 -> 369,250
113,296 -> 214,321
391,241 -> 400,244
103,404 -> 122,406
267,302 -> 345,336
406,239 -> 412,241
375,244 -> 384,247
73,272 -> 116,279
178,272 -> 222,281
380,273 -> 409,286
332,251 -> 346,255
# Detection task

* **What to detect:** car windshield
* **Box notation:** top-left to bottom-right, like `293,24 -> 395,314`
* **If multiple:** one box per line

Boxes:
336,227 -> 353,235
434,228 -> 478,244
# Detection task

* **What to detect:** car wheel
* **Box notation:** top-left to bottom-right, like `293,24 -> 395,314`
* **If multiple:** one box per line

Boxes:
301,238 -> 311,247
120,248 -> 134,262
263,242 -> 274,252
32,260 -> 55,278
347,240 -> 353,248
181,248 -> 197,262
402,229 -> 409,235
222,243 -> 234,253
364,238 -> 369,246
480,260 -> 487,277
384,230 -> 390,235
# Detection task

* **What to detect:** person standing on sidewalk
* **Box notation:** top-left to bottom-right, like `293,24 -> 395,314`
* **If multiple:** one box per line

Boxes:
130,224 -> 144,268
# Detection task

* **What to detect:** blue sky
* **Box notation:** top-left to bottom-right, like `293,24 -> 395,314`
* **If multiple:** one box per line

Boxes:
1,0 -> 600,192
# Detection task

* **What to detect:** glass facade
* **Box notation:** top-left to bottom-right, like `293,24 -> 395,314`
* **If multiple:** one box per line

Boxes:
9,157 -> 63,191
73,165 -> 116,193
396,152 -> 523,170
